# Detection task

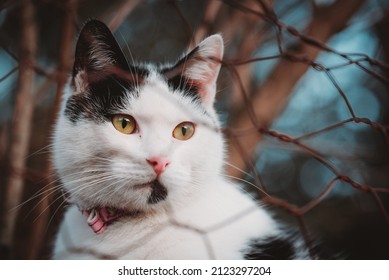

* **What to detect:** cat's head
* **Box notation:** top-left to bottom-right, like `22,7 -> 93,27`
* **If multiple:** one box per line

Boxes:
53,20 -> 224,213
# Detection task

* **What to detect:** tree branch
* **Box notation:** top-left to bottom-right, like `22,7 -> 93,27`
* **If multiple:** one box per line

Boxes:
227,0 -> 273,112
227,0 -> 366,178
190,0 -> 223,47
106,0 -> 143,31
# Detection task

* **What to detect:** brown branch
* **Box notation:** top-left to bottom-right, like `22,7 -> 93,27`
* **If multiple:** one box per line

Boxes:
0,0 -> 37,258
190,0 -> 223,47
228,0 -> 272,111
24,0 -> 78,260
227,0 -> 366,177
34,69 -> 57,103
106,0 -> 143,32
200,0 -> 273,117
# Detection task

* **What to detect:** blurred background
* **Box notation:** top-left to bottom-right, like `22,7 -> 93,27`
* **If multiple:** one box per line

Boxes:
0,0 -> 389,259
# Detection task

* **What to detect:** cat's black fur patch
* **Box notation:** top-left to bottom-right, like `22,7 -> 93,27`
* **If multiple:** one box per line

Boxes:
65,78 -> 129,123
65,19 -> 150,123
65,66 -> 148,123
161,46 -> 201,102
244,236 -> 296,260
73,19 -> 130,78
148,180 -> 168,204
166,75 -> 200,102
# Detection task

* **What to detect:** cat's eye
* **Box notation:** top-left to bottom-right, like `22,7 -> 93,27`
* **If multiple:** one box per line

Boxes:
112,114 -> 137,134
173,122 -> 195,141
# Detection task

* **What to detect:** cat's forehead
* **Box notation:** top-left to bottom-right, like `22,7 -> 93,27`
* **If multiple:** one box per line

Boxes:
128,73 -> 207,124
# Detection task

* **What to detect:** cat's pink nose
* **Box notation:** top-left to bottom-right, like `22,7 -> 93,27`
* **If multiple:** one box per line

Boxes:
146,157 -> 170,175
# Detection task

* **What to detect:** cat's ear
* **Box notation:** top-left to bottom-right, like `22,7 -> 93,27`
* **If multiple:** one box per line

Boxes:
72,19 -> 130,93
164,34 -> 223,109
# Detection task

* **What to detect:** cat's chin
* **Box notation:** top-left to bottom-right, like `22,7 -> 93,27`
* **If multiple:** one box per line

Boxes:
132,179 -> 169,205
114,179 -> 169,209
69,179 -> 169,214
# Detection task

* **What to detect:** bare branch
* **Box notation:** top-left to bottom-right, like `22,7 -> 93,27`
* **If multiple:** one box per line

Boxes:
191,0 -> 223,47
227,0 -> 366,177
227,0 -> 273,112
106,0 -> 143,31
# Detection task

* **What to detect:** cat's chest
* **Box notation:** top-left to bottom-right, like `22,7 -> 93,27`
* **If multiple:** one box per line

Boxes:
54,184 -> 277,259
54,208 -> 205,259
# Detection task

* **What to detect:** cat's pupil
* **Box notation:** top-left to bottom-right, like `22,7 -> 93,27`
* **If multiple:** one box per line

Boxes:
181,126 -> 187,136
121,119 -> 127,129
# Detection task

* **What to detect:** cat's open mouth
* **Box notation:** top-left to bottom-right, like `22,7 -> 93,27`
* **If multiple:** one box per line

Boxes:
134,180 -> 168,204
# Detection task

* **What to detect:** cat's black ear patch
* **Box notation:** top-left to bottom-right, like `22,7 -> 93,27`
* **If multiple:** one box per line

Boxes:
160,47 -> 201,105
73,20 -> 129,77
72,20 -> 147,93
244,236 -> 297,260
65,20 -> 149,123
161,35 -> 223,109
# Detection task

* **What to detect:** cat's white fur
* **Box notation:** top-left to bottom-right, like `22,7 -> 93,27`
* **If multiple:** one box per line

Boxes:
52,33 -> 281,259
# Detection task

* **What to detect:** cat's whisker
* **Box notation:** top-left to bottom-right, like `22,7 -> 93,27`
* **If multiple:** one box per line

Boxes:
23,183 -> 67,222
13,176 -> 63,211
27,143 -> 55,159
16,168 -> 69,213
119,32 -> 141,90
184,76 -> 196,97
51,149 -> 119,162
59,167 -> 118,177
188,169 -> 270,198
222,160 -> 256,180
44,201 -> 72,235
32,187 -> 70,225
66,173 -> 131,203
223,175 -> 271,199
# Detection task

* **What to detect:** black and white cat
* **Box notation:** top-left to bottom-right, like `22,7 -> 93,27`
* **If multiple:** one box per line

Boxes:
52,20 -> 309,259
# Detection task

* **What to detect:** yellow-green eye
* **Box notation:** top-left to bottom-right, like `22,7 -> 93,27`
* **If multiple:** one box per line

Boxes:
112,114 -> 136,134
173,122 -> 195,140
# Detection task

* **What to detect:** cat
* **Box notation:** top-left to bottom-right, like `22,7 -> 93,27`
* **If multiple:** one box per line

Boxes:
52,19 -> 310,259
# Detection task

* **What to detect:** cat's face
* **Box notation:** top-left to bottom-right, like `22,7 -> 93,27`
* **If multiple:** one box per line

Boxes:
53,20 -> 224,212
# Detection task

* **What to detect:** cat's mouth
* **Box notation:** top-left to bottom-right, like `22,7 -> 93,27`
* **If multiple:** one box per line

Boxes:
133,182 -> 153,189
134,179 -> 168,204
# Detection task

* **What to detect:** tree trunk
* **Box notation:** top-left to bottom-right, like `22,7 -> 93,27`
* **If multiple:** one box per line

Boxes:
0,0 -> 37,259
